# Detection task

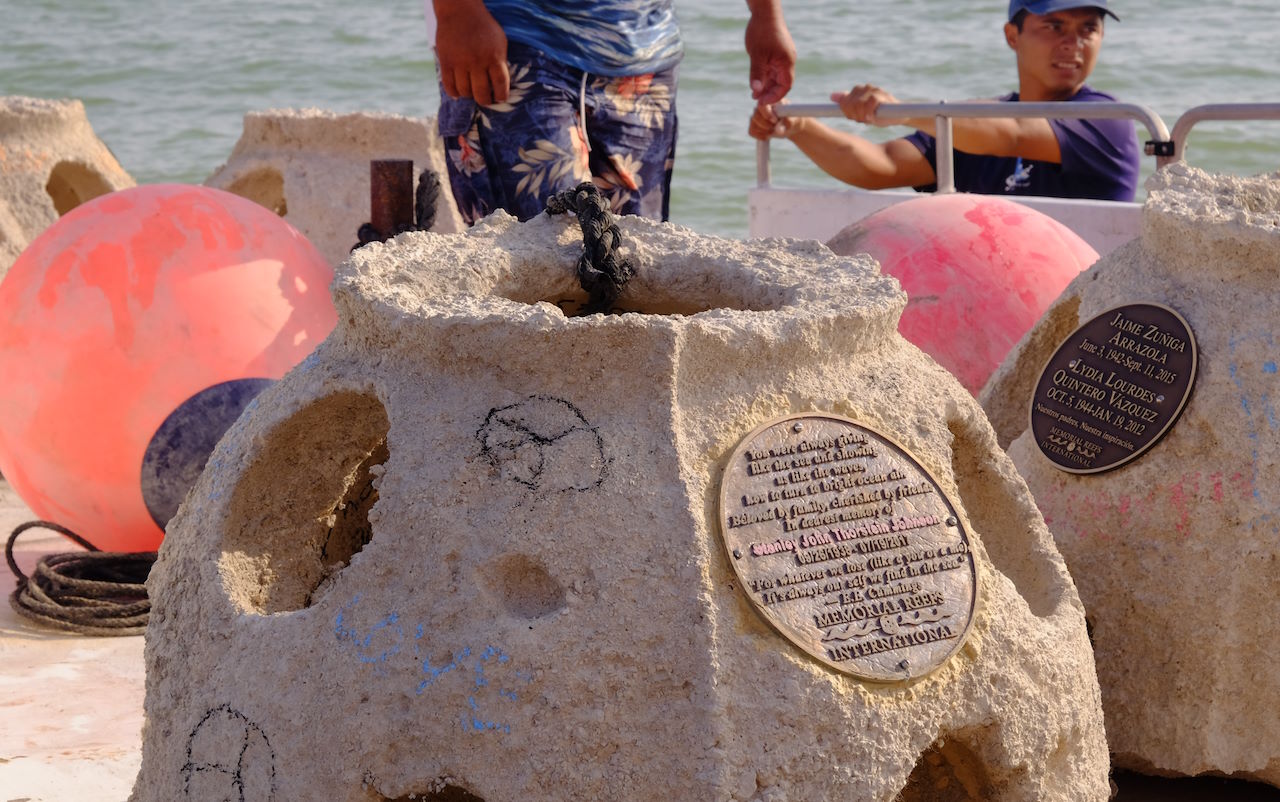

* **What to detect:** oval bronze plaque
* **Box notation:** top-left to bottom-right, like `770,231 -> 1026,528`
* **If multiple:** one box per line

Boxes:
719,413 -> 978,683
1029,303 -> 1198,475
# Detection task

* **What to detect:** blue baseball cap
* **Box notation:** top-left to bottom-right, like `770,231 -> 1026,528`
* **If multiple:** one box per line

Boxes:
1008,0 -> 1119,22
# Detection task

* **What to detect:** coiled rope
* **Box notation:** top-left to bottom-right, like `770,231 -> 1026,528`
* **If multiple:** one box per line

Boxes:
5,520 -> 154,636
546,182 -> 636,315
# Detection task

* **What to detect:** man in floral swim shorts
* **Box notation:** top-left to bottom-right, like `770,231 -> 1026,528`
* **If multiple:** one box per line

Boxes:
430,0 -> 795,223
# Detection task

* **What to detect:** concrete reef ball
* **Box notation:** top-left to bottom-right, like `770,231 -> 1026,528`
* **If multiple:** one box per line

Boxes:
0,184 -> 336,552
131,212 -> 1109,802
827,193 -> 1099,395
981,164 -> 1280,786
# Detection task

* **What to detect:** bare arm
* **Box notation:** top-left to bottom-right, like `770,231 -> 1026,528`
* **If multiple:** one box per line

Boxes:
433,0 -> 510,106
744,0 -> 796,104
837,84 -> 1063,163
749,105 -> 935,189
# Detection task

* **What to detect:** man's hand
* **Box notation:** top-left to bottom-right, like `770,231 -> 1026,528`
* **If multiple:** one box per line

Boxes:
748,102 -> 804,140
831,84 -> 903,127
434,0 -> 511,107
745,2 -> 796,105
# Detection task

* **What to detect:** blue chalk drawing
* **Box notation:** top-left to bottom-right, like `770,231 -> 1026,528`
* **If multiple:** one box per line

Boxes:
1228,332 -> 1279,529
334,596 -> 534,736
418,644 -> 532,735
465,695 -> 510,734
417,646 -> 469,691
334,595 -> 405,668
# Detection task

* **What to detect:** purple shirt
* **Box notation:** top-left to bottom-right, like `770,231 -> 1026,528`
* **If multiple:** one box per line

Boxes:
903,86 -> 1140,202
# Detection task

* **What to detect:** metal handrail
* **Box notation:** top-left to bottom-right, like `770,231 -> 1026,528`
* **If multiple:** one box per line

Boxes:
755,100 -> 1171,192
1169,103 -> 1280,168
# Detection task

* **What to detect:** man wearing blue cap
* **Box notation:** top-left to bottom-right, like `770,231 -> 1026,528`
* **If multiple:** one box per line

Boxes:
749,1 -> 1140,202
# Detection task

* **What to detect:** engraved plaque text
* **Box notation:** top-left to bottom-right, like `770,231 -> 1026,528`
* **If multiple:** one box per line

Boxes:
1029,303 -> 1197,474
719,413 -> 978,682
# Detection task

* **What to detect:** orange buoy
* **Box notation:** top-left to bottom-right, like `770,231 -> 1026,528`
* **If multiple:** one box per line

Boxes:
0,184 -> 336,552
831,194 -> 1098,395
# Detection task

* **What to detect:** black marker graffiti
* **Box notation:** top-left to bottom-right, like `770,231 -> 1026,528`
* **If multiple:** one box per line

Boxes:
477,395 -> 608,492
182,704 -> 277,802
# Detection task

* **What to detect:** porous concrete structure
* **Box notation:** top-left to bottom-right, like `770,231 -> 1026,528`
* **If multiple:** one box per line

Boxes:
134,213 -> 1108,801
204,108 -> 464,267
0,96 -> 135,279
982,164 -> 1280,785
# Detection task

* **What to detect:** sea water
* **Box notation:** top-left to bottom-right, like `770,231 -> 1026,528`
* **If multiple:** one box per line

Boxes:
2,0 -> 1277,238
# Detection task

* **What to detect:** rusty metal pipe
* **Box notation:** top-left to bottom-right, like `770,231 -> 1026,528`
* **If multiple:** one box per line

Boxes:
370,159 -> 414,238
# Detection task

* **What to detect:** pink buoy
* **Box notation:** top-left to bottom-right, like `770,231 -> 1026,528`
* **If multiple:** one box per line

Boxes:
827,194 -> 1099,395
0,184 -> 336,552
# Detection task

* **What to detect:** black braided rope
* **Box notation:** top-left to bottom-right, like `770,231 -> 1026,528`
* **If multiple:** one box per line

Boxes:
352,168 -> 443,252
546,182 -> 635,315
6,520 -> 155,636
415,168 -> 441,232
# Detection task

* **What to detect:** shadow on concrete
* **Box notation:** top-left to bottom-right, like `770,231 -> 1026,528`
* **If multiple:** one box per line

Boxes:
1114,769 -> 1280,801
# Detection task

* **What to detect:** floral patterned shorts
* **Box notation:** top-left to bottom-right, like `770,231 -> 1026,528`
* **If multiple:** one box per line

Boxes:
437,41 -> 678,225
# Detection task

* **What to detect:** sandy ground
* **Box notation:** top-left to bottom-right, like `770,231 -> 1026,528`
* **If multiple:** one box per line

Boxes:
1,475 -> 1277,801
0,479 -> 144,802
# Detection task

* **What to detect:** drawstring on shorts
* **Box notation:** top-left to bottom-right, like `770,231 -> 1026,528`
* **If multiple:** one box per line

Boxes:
578,71 -> 592,153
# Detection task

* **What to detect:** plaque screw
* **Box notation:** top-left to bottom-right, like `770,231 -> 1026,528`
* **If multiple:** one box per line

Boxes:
945,516 -> 957,527
732,549 -> 742,560
792,422 -> 804,433
898,659 -> 910,671
1069,359 -> 1079,369
1156,394 -> 1165,404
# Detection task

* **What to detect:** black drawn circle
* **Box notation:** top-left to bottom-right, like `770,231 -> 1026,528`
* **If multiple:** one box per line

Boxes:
182,704 -> 277,802
477,395 -> 607,492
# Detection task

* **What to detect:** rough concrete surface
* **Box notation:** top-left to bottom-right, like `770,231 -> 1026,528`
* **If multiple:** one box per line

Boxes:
0,95 -> 135,279
204,108 -> 464,267
981,164 -> 1280,786
132,212 -> 1108,801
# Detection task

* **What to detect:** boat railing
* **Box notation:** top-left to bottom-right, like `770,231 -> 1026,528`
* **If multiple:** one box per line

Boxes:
755,100 -> 1171,192
1170,103 -> 1280,166
748,101 -> 1280,254
756,101 -> 1280,191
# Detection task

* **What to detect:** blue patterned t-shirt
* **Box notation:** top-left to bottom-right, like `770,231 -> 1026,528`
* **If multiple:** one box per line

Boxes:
483,0 -> 683,76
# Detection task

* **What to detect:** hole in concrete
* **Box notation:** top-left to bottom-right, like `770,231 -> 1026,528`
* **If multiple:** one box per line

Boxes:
490,246 -> 811,318
373,782 -> 486,802
895,735 -> 994,802
45,161 -> 114,216
377,784 -> 484,802
947,415 -> 1060,618
226,167 -> 288,216
545,292 -> 722,318
1112,768 -> 1280,800
219,390 -> 390,614
320,437 -> 389,572
480,553 -> 566,619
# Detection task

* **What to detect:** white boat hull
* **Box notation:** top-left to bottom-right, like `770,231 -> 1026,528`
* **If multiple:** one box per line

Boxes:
749,186 -> 1142,258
